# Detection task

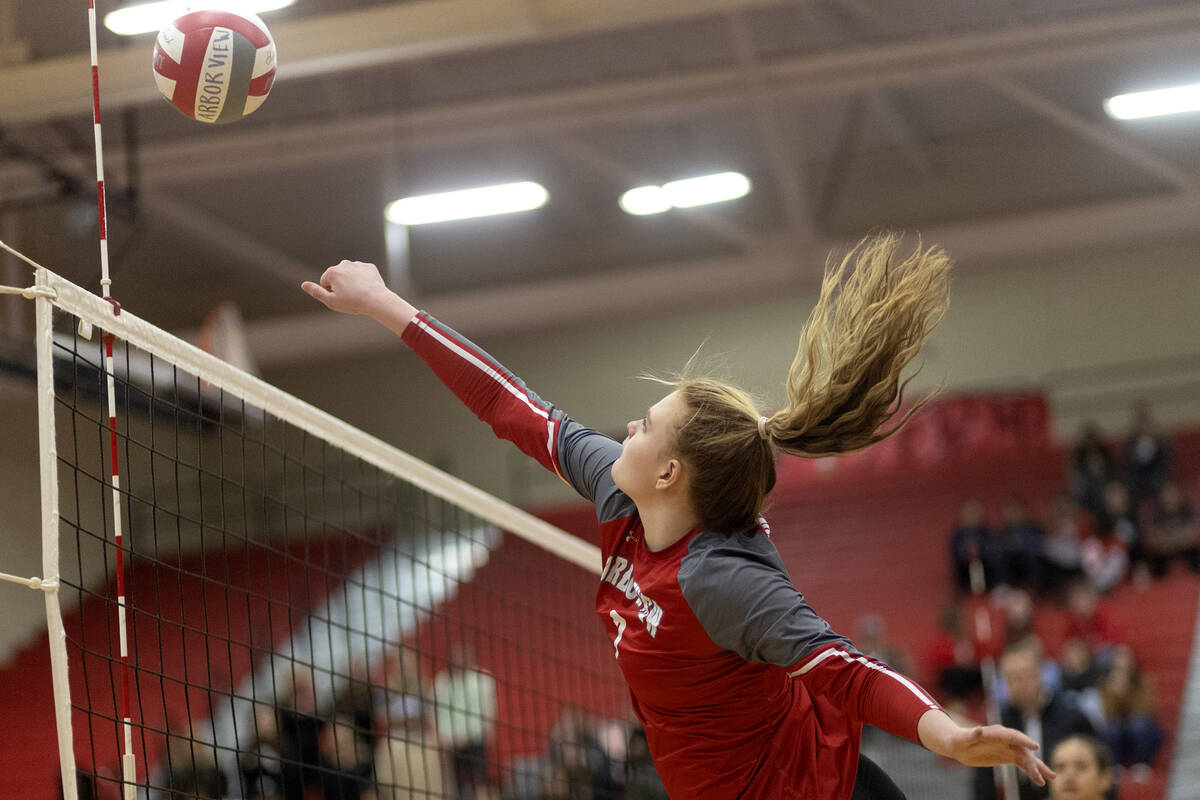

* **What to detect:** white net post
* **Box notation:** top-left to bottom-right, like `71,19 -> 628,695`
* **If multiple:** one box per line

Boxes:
36,266 -> 79,800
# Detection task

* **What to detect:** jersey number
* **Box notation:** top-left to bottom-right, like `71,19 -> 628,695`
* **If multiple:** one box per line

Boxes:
608,609 -> 626,659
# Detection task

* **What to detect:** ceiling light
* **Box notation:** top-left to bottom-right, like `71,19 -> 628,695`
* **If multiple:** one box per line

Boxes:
662,172 -> 752,208
104,1 -> 296,37
618,186 -> 672,216
384,181 -> 549,226
1104,82 -> 1200,120
619,171 -> 751,216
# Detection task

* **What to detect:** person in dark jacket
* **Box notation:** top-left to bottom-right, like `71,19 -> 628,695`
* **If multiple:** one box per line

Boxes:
975,643 -> 1095,800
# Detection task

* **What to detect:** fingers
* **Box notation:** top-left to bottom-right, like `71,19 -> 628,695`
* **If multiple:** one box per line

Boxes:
301,280 -> 335,305
986,724 -> 1039,751
1017,752 -> 1056,787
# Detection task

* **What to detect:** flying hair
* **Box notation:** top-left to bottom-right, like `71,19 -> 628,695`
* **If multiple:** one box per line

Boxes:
657,233 -> 952,533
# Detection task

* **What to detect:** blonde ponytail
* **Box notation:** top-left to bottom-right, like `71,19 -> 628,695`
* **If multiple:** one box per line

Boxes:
767,234 -> 951,457
669,234 -> 950,533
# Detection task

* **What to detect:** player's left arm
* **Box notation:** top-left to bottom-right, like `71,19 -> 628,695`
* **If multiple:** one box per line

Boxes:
679,537 -> 1053,785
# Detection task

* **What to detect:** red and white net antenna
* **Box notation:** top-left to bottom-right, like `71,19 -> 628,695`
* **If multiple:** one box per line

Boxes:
87,2 -> 137,798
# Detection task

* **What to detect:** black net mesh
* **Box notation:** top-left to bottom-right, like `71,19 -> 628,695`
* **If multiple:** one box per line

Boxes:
50,309 -> 629,800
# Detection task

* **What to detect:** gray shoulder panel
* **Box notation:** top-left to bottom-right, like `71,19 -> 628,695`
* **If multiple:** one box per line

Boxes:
556,417 -> 636,523
678,531 -> 853,668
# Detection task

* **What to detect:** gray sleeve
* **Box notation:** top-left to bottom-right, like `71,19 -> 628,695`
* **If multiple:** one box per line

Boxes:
678,532 -> 854,668
555,416 -> 636,524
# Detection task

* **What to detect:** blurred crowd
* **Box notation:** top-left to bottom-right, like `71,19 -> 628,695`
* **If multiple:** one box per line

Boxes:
935,404 -> 1193,799
950,403 -> 1197,599
63,640 -> 669,800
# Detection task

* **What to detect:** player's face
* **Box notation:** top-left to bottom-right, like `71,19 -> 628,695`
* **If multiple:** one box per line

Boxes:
612,391 -> 686,499
1049,739 -> 1111,800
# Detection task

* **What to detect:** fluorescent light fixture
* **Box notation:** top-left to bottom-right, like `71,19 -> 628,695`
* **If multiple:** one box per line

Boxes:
619,171 -> 752,216
385,181 -> 549,226
104,0 -> 295,36
619,186 -> 672,216
1104,82 -> 1200,120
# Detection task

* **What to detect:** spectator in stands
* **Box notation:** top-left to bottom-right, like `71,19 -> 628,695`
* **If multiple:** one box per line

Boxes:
545,705 -> 614,800
1097,481 -> 1143,576
1097,645 -> 1163,778
1079,525 -> 1128,595
591,718 -> 629,800
623,727 -> 668,800
1002,589 -> 1039,651
1058,639 -> 1104,696
973,643 -> 1095,800
149,721 -> 227,800
1070,422 -> 1116,518
924,603 -> 983,704
434,642 -> 498,800
276,664 -> 323,800
375,647 -> 445,800
317,703 -> 375,800
1047,735 -> 1114,800
951,498 -> 1001,592
1144,480 -> 1200,577
1043,494 -> 1089,596
1064,581 -> 1123,660
240,702 -> 285,799
56,769 -> 97,800
1123,403 -> 1171,506
998,496 -> 1046,592
337,658 -> 379,745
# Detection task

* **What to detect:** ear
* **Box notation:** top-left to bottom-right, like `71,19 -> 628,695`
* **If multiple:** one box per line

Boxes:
656,458 -> 684,491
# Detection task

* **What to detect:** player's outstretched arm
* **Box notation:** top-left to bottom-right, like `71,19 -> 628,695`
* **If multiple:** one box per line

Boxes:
917,709 -> 1056,787
301,260 -> 417,335
302,260 -> 624,507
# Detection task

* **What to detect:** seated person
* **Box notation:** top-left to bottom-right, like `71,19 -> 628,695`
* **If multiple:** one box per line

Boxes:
1064,580 -> 1123,658
1144,481 -> 1200,577
923,603 -> 983,703
1070,422 -> 1115,518
1123,403 -> 1171,505
1098,644 -> 1163,776
1042,494 -> 1090,597
974,642 -> 1094,800
998,496 -> 1046,592
1058,638 -> 1104,696
1097,481 -> 1142,572
1079,528 -> 1128,595
951,498 -> 1001,592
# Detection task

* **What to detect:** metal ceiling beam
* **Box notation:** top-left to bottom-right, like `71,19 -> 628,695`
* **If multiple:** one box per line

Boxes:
240,193 -> 1200,367
824,0 -> 936,178
723,3 -> 814,242
0,0 -> 796,123
983,76 -> 1200,196
861,90 -> 936,177
9,1 -> 1193,189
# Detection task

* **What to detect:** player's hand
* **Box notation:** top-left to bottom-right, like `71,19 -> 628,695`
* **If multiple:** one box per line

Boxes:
302,260 -> 394,317
944,724 -> 1056,786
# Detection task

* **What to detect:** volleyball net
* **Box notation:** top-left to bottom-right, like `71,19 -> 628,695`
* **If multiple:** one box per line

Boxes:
17,265 -> 628,800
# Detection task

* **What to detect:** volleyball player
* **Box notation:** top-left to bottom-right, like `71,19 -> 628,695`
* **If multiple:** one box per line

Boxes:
302,235 -> 1056,799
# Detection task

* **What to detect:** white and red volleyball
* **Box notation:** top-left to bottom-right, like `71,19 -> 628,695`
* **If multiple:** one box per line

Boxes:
152,7 -> 276,124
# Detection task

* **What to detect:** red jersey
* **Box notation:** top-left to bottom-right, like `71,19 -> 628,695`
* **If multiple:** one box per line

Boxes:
402,312 -> 942,799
